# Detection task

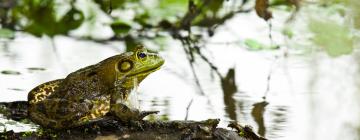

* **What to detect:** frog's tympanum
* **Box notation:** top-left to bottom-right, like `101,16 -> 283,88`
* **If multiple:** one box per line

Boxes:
27,47 -> 164,129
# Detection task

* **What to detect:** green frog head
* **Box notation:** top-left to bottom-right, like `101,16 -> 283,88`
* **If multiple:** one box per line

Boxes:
99,47 -> 164,89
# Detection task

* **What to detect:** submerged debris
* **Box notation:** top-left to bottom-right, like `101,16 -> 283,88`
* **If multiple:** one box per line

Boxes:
1,70 -> 21,75
27,67 -> 46,71
7,88 -> 24,91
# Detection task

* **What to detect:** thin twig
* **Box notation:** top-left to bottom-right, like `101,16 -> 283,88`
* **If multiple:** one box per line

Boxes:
263,69 -> 272,100
108,0 -> 113,14
267,20 -> 274,46
194,46 -> 222,78
263,57 -> 278,99
50,38 -> 60,59
179,38 -> 206,95
185,99 -> 193,121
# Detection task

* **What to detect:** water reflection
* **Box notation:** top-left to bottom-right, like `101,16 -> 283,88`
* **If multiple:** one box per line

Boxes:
267,106 -> 288,139
221,67 -> 238,121
143,97 -> 171,121
7,88 -> 24,91
251,101 -> 268,137
1,70 -> 21,75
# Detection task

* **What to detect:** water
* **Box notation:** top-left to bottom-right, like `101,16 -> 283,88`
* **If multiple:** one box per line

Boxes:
1,13 -> 360,140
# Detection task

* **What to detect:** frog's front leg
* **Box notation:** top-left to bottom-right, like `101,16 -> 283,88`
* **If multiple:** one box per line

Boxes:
110,103 -> 159,121
110,90 -> 158,122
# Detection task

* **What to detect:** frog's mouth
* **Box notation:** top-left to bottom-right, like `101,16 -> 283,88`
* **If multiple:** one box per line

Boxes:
127,62 -> 163,77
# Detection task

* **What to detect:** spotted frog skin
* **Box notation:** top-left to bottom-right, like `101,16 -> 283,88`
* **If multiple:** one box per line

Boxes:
27,47 -> 164,129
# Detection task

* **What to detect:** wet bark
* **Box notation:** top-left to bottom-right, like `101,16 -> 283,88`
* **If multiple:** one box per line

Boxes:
0,101 -> 266,140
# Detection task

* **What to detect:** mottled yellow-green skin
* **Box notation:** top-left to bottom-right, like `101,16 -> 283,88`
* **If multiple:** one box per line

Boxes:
28,47 -> 164,129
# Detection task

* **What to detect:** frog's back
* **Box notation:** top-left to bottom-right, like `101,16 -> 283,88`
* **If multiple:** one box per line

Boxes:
27,78 -> 111,129
26,58 -> 117,129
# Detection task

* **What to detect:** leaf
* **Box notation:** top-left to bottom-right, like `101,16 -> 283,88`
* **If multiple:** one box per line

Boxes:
255,0 -> 272,21
93,0 -> 127,13
348,0 -> 360,29
0,28 -> 15,39
282,27 -> 293,38
149,0 -> 187,22
59,8 -> 85,31
124,36 -> 139,52
244,39 -> 279,50
208,0 -> 224,14
245,39 -> 264,50
13,1 -> 84,37
19,0 -> 57,36
111,20 -> 132,35
308,18 -> 353,57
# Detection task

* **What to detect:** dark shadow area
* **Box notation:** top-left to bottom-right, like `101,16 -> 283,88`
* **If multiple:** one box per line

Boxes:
221,67 -> 238,121
251,101 -> 268,137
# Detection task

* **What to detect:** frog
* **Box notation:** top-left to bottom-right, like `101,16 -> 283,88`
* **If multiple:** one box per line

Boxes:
27,46 -> 164,129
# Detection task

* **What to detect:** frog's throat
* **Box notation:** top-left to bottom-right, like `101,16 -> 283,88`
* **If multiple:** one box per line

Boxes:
115,79 -> 140,110
113,65 -> 161,90
127,65 -> 161,77
113,76 -> 139,94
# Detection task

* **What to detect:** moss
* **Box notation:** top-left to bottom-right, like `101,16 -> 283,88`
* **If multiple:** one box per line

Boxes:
19,119 -> 32,124
21,131 -> 33,137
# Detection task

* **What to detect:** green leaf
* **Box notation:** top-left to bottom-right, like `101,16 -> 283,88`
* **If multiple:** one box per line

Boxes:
124,36 -> 139,51
94,0 -> 127,12
282,27 -> 293,39
244,39 -> 279,50
12,1 -> 84,37
111,20 -> 132,35
58,8 -> 85,32
245,39 -> 264,50
270,0 -> 290,6
208,0 -> 224,14
308,18 -> 353,57
0,28 -> 15,39
148,0 -> 187,22
348,0 -> 360,29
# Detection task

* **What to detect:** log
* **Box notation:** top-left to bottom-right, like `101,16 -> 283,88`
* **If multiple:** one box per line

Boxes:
0,101 -> 266,140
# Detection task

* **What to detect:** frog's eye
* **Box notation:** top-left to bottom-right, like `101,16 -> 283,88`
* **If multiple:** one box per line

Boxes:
118,60 -> 133,72
137,52 -> 147,59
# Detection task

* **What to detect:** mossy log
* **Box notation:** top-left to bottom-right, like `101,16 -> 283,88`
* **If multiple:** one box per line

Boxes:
0,101 -> 266,140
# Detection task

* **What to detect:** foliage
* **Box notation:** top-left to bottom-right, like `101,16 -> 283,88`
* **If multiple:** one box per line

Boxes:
10,0 -> 84,36
0,0 -> 358,57
309,18 -> 354,57
244,39 -> 278,50
0,0 -> 246,48
0,28 -> 14,39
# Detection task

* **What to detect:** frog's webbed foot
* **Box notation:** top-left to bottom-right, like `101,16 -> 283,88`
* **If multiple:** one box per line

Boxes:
111,103 -> 159,121
139,110 -> 159,119
128,111 -> 159,131
129,120 -> 145,131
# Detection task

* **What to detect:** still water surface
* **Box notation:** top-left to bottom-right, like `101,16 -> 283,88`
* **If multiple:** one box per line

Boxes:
1,12 -> 359,140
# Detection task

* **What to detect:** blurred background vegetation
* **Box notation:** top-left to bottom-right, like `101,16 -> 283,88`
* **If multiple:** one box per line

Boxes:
1,0 -> 359,55
1,0 -> 359,61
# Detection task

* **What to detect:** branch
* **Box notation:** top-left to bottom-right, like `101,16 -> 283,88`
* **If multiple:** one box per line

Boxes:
0,101 -> 264,140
